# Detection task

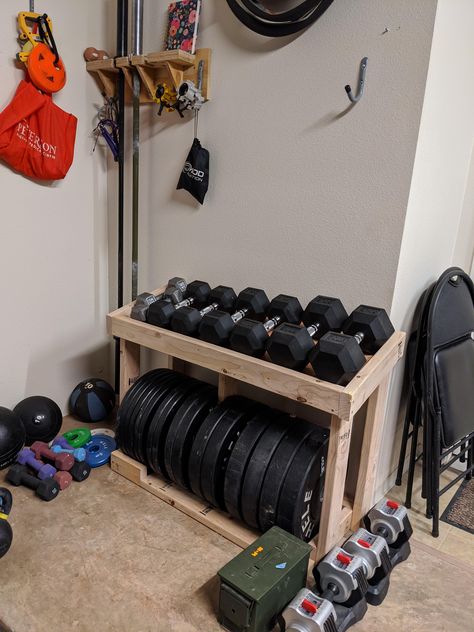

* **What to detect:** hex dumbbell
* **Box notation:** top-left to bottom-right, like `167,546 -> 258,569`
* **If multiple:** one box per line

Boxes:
51,445 -> 87,462
198,287 -> 270,346
32,441 -> 91,482
170,286 -> 237,336
17,448 -> 56,480
230,294 -> 303,357
147,280 -> 211,328
54,471 -> 73,490
131,277 -> 187,321
309,306 -> 395,385
7,464 -> 60,501
31,441 -> 74,470
267,296 -> 348,370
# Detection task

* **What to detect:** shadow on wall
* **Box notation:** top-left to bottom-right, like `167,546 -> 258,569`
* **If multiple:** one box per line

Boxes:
213,1 -> 301,53
25,337 -> 112,413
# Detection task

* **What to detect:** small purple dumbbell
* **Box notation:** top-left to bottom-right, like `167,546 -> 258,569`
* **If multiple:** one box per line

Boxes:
17,448 -> 57,480
51,445 -> 86,462
52,437 -> 71,450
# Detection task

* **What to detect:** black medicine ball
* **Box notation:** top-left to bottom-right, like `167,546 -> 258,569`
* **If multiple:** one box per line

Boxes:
0,407 -> 26,469
69,378 -> 115,422
14,396 -> 62,445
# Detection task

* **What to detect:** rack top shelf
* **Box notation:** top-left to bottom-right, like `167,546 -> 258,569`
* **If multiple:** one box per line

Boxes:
107,287 -> 406,419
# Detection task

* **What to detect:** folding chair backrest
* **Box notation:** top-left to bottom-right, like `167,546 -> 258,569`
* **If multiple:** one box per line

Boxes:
425,267 -> 474,448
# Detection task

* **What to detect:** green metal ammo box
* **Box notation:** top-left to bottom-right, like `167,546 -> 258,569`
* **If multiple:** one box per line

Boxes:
217,527 -> 312,632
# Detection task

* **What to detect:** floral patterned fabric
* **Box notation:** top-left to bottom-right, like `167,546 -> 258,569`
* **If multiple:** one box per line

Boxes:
165,1 -> 201,54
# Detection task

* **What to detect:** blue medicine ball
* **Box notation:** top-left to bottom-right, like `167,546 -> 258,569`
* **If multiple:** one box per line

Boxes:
69,378 -> 115,422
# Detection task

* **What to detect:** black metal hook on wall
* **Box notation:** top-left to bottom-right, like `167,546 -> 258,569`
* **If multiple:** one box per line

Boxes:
345,57 -> 368,104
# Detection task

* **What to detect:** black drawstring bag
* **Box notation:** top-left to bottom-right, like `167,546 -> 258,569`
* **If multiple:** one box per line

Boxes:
177,137 -> 209,205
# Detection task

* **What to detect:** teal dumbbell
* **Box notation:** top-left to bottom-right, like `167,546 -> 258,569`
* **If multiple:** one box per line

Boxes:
51,445 -> 86,462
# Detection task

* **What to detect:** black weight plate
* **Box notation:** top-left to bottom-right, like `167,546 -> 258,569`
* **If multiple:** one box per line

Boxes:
126,371 -> 180,462
199,399 -> 264,509
240,414 -> 291,529
145,377 -> 204,477
165,385 -> 218,489
132,372 -> 186,464
188,397 -> 252,500
223,412 -> 274,520
116,369 -> 171,456
276,427 -> 329,541
258,418 -> 316,532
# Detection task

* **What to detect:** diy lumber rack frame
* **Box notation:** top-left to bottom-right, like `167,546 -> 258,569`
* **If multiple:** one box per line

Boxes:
107,285 -> 406,561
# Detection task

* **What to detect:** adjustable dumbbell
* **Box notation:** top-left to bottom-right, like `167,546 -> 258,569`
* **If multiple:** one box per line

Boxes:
342,528 -> 392,606
17,447 -> 56,480
282,588 -> 339,632
51,445 -> 87,462
0,488 -> 13,559
131,277 -> 187,321
31,441 -> 91,482
309,306 -> 395,385
198,287 -> 270,346
230,294 -> 303,357
363,498 -> 413,568
170,285 -> 237,336
7,464 -> 60,501
146,280 -> 211,328
267,296 -> 348,370
313,548 -> 368,609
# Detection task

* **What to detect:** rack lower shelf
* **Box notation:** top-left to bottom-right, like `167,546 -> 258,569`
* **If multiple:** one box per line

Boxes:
111,449 -> 353,558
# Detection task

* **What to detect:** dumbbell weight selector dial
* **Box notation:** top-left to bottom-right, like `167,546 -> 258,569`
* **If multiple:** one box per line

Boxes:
267,296 -> 348,371
342,528 -> 392,606
170,286 -> 237,336
131,277 -> 187,322
230,294 -> 303,357
198,287 -> 270,346
147,280 -> 211,328
309,306 -> 395,385
282,588 -> 337,632
0,488 -> 13,559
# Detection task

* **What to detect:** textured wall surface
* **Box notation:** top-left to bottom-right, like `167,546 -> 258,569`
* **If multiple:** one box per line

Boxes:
381,0 -> 474,491
0,0 -> 114,409
128,0 -> 437,315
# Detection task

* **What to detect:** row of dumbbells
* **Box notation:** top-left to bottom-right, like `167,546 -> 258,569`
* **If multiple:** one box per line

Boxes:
282,499 -> 413,632
131,277 -> 395,385
7,439 -> 91,501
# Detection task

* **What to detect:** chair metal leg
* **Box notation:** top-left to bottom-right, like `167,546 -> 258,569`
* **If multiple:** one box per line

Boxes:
396,393 -> 415,486
466,437 -> 473,481
432,417 -> 441,537
405,409 -> 420,509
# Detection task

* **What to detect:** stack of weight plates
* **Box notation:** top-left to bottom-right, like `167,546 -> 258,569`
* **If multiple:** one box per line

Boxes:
116,369 -> 329,542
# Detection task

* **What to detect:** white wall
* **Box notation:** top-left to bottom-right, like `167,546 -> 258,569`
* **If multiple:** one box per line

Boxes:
0,1 -> 114,411
130,1 -> 437,316
378,0 -> 474,492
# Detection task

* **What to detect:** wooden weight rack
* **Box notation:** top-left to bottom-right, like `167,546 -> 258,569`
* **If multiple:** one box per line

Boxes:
107,285 -> 406,561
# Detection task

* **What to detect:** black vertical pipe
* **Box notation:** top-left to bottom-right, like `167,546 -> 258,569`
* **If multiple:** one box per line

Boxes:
115,0 -> 128,393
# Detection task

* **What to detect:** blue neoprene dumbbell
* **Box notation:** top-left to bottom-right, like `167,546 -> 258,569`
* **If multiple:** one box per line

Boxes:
17,448 -> 56,480
51,445 -> 86,462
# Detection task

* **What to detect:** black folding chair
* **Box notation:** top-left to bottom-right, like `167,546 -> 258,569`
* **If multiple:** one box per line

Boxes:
396,267 -> 474,536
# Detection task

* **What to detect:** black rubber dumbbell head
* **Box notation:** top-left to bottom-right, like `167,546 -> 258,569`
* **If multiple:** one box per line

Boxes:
171,286 -> 237,336
229,294 -> 303,357
303,296 -> 348,334
147,280 -> 211,328
267,296 -> 347,370
198,287 -> 270,346
309,332 -> 366,385
70,460 -> 91,482
7,464 -> 60,501
342,305 -> 395,354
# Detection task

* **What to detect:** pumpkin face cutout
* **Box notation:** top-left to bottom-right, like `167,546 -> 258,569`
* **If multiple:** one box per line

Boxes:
27,43 -> 66,93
